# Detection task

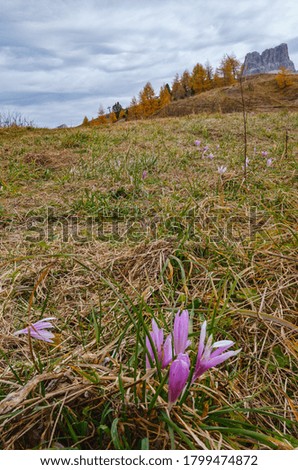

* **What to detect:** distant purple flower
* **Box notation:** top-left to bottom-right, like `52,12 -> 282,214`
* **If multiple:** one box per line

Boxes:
146,319 -> 172,369
203,145 -> 209,152
217,165 -> 227,175
261,151 -> 268,157
242,157 -> 250,170
266,158 -> 273,167
216,144 -> 220,149
207,153 -> 215,160
173,310 -> 191,355
194,140 -> 201,147
192,321 -> 241,383
142,170 -> 148,180
168,353 -> 190,405
14,318 -> 56,343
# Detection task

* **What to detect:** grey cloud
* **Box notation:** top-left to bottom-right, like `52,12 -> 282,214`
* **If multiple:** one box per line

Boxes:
285,40 -> 297,69
0,91 -> 91,107
0,46 -> 63,72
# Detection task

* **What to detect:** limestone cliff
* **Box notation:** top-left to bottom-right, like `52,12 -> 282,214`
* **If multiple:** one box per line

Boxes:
243,43 -> 295,76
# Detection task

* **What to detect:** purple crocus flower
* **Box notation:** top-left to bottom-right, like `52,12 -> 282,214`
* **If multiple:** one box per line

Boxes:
192,321 -> 240,382
261,151 -> 268,157
242,157 -> 250,170
173,310 -> 191,355
207,153 -> 215,160
266,158 -> 273,167
145,312 -> 240,408
146,319 -> 172,369
168,353 -> 190,405
194,140 -> 201,147
14,318 -> 56,343
142,170 -> 148,180
217,165 -> 227,175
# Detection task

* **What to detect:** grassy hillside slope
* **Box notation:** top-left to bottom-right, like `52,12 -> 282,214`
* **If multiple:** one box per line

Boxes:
157,74 -> 298,117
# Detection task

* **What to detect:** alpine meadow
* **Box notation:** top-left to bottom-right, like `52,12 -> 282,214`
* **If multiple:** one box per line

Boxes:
1,93 -> 297,449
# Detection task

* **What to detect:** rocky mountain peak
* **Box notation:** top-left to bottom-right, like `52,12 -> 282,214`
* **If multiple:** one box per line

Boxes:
243,43 -> 296,76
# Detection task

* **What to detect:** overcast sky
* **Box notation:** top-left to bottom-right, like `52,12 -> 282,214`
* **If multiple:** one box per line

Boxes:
1,0 -> 297,128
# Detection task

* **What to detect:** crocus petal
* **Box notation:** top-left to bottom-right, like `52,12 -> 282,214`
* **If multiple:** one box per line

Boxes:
174,310 -> 190,355
30,329 -> 55,343
151,319 -> 164,361
145,334 -> 155,368
212,340 -> 234,348
14,327 -> 29,336
32,320 -> 56,330
151,319 -> 162,344
36,317 -> 56,322
210,340 -> 235,358
162,334 -> 173,368
146,319 -> 171,369
168,353 -> 190,404
202,349 -> 241,370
